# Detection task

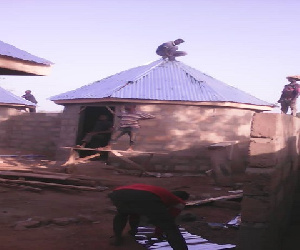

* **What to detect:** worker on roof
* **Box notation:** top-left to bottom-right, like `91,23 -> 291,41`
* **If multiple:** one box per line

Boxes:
156,39 -> 187,61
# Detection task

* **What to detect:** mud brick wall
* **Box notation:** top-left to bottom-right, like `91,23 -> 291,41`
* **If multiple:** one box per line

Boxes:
134,104 -> 254,172
238,113 -> 300,250
55,105 -> 81,161
0,111 -> 62,157
0,107 -> 20,146
56,104 -> 255,171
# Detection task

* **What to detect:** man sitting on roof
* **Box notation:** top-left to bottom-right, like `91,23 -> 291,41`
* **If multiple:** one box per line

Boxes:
156,39 -> 187,61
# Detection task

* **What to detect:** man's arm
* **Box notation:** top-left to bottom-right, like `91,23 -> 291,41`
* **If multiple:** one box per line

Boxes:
293,84 -> 300,99
153,203 -> 185,239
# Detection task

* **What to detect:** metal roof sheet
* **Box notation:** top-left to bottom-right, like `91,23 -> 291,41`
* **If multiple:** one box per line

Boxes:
0,86 -> 35,106
51,59 -> 272,107
0,40 -> 52,65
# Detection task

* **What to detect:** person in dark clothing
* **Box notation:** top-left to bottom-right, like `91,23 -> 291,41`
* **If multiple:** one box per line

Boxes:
278,76 -> 300,116
80,114 -> 113,148
156,39 -> 187,61
22,90 -> 38,113
109,184 -> 189,250
76,115 -> 113,160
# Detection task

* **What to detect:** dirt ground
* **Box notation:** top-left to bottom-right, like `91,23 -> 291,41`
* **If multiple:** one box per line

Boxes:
0,148 -> 240,250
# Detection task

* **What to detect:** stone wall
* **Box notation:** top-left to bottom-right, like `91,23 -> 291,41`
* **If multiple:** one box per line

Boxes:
0,110 -> 62,157
238,113 -> 300,250
55,105 -> 81,161
0,107 -> 21,147
56,104 -> 255,172
135,104 -> 254,172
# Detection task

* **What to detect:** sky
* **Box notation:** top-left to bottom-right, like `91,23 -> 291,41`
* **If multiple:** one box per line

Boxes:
0,0 -> 299,112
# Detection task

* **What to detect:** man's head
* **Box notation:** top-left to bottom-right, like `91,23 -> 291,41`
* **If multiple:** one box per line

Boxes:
124,105 -> 136,113
172,190 -> 190,200
174,39 -> 185,45
25,90 -> 31,94
287,76 -> 299,83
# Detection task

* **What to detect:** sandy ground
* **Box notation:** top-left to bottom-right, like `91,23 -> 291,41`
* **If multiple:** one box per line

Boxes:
0,148 -> 240,250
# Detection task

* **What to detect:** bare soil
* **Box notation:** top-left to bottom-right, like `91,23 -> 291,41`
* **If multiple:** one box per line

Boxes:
0,148 -> 240,250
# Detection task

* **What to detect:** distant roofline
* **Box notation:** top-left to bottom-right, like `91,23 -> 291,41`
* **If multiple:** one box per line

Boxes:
0,55 -> 52,76
0,102 -> 35,108
0,40 -> 53,65
52,98 -> 274,111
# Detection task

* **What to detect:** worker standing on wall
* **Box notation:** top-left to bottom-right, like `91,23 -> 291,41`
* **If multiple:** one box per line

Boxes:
22,90 -> 38,113
278,76 -> 300,116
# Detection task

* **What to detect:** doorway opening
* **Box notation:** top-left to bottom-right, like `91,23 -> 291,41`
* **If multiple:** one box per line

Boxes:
77,106 -> 115,160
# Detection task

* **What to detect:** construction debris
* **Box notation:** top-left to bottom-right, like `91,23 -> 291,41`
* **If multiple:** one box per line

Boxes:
227,214 -> 241,228
135,226 -> 235,249
186,192 -> 243,207
0,170 -> 108,192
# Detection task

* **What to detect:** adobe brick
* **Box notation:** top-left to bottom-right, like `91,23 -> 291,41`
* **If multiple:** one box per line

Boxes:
243,167 -> 282,196
251,113 -> 279,138
248,138 -> 280,167
241,196 -> 274,223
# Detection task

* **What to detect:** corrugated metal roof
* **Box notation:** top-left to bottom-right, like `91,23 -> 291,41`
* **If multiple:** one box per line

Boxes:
0,40 -> 52,65
0,86 -> 35,107
50,59 -> 272,107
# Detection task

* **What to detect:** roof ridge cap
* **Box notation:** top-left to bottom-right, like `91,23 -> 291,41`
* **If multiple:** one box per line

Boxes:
107,60 -> 165,97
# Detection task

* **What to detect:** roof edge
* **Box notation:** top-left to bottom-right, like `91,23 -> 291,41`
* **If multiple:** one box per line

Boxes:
52,98 -> 274,111
0,103 -> 35,108
0,56 -> 52,76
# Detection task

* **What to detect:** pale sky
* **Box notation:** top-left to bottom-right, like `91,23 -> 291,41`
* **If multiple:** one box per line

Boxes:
0,0 -> 299,112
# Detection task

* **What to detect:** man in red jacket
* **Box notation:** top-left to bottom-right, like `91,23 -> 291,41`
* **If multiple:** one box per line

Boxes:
108,184 -> 189,250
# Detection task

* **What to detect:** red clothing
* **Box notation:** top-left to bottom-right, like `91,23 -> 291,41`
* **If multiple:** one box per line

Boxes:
111,184 -> 188,247
114,184 -> 185,217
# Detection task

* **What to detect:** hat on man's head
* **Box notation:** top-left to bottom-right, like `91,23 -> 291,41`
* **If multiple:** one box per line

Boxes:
287,75 -> 300,81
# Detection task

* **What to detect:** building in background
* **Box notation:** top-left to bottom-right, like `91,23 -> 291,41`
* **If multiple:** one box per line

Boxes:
51,58 -> 274,171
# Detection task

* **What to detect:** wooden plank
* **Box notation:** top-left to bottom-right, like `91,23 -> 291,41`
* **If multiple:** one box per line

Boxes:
0,171 -> 70,180
110,150 -> 145,172
186,192 -> 243,207
62,152 -> 101,166
62,148 -> 79,166
0,177 -> 108,192
62,147 -> 168,155
0,183 -> 42,192
0,171 -> 99,186
62,148 -> 157,176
